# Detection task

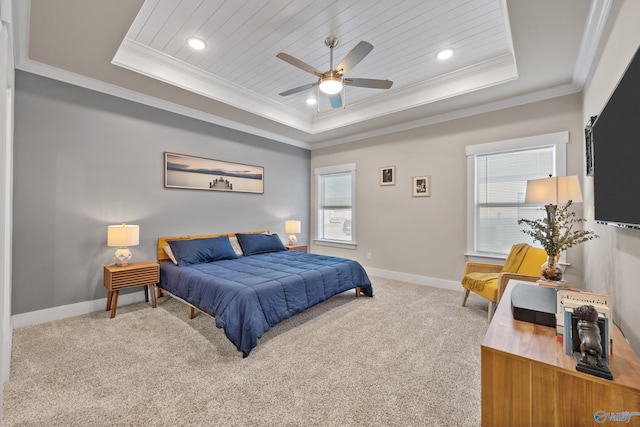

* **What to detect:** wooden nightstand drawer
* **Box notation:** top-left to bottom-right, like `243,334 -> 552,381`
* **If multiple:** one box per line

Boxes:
104,261 -> 159,290
106,265 -> 159,290
286,244 -> 307,253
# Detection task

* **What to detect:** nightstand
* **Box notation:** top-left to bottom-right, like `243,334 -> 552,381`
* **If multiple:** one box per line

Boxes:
104,261 -> 159,318
286,244 -> 307,253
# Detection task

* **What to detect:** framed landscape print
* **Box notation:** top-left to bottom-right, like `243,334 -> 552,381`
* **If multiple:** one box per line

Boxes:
380,166 -> 396,186
164,152 -> 264,194
412,175 -> 430,197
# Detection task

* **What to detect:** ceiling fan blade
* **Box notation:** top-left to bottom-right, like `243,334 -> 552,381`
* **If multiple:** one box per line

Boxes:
278,82 -> 318,96
345,78 -> 393,89
276,53 -> 323,77
279,83 -> 316,96
329,94 -> 342,109
336,41 -> 373,74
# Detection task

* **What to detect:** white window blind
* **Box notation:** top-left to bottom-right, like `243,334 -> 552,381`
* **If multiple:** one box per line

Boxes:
315,164 -> 356,246
475,147 -> 553,254
467,132 -> 568,256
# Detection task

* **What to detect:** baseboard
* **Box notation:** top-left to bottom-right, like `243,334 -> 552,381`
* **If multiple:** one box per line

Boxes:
11,270 -> 460,328
364,267 -> 460,292
11,292 -> 147,329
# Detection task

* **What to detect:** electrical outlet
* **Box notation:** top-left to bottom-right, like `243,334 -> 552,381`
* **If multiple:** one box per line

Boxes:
366,252 -> 372,260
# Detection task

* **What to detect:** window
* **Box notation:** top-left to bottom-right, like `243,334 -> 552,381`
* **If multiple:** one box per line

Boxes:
315,163 -> 356,247
466,132 -> 568,256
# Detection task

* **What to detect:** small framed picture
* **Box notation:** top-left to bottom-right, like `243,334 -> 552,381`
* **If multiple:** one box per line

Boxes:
380,166 -> 396,186
585,115 -> 596,177
412,175 -> 430,197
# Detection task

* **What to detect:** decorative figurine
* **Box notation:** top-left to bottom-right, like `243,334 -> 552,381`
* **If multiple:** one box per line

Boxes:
573,304 -> 613,380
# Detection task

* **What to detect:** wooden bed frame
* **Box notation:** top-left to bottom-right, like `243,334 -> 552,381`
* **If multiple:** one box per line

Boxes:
156,230 -> 361,321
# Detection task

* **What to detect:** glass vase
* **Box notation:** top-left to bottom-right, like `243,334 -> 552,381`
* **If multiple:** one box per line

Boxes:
541,254 -> 564,282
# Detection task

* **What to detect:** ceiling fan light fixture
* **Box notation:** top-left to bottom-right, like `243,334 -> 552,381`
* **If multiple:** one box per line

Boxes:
319,76 -> 343,95
187,37 -> 206,50
277,39 -> 391,109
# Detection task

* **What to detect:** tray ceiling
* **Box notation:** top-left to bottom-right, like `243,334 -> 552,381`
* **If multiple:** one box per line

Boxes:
15,0 -> 610,149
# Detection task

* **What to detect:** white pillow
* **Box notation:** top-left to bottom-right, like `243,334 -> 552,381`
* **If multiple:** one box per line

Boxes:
229,236 -> 244,256
163,245 -> 178,265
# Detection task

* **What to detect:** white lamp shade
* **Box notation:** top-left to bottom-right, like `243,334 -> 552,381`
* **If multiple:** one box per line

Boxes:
525,176 -> 583,205
285,220 -> 301,234
107,224 -> 140,247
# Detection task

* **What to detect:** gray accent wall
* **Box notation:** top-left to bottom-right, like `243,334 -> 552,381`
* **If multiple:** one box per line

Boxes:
12,71 -> 309,315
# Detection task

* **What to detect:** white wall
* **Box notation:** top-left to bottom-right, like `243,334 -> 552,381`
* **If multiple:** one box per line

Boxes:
311,93 -> 585,284
0,1 -> 14,421
582,0 -> 640,355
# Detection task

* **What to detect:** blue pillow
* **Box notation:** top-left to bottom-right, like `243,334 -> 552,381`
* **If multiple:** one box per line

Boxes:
168,236 -> 238,266
235,233 -> 286,256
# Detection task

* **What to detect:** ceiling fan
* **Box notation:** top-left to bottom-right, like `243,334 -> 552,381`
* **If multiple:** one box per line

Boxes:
277,37 -> 393,109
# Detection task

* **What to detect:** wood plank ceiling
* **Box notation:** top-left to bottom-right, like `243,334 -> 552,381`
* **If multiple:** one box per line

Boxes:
115,0 -> 514,122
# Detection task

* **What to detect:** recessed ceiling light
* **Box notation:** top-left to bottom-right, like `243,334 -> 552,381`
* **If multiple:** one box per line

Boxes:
436,49 -> 454,60
187,37 -> 206,50
306,97 -> 317,106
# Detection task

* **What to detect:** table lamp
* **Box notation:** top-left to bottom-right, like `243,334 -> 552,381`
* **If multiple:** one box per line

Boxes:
523,175 -> 584,282
285,220 -> 301,245
107,223 -> 139,266
525,175 -> 583,219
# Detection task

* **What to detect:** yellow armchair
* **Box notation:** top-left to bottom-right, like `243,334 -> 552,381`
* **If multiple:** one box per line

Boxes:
461,244 -> 547,321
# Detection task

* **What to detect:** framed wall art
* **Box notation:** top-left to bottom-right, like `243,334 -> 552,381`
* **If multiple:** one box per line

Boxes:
585,115 -> 597,177
412,175 -> 431,197
164,152 -> 264,194
380,166 -> 396,186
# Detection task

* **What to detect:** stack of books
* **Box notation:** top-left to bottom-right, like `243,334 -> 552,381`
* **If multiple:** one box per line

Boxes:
537,278 -> 571,288
556,288 -> 612,360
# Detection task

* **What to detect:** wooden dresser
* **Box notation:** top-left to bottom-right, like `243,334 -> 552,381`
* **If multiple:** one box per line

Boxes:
481,280 -> 640,426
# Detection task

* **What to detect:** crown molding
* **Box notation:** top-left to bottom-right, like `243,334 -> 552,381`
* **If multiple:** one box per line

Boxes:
311,83 -> 581,150
311,53 -> 518,133
11,0 -> 608,151
572,0 -> 612,88
16,58 -> 312,149
112,38 -> 313,133
11,0 -> 310,149
114,36 -> 518,136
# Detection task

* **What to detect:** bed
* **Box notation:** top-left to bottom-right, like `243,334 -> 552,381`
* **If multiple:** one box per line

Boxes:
157,231 -> 373,357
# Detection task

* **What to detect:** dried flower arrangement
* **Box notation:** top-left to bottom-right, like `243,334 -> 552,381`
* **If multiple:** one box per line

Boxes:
518,200 -> 598,281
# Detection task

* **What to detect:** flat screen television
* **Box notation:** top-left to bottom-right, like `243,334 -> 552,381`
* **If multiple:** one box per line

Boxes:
592,46 -> 640,230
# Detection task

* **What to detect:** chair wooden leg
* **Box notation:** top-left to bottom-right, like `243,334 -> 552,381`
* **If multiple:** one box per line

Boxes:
461,289 -> 470,307
487,301 -> 494,322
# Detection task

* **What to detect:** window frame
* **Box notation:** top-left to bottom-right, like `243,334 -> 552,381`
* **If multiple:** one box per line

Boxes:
314,163 -> 357,249
466,131 -> 568,259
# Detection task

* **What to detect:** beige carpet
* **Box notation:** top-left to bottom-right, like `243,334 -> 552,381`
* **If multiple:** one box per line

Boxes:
3,277 -> 489,426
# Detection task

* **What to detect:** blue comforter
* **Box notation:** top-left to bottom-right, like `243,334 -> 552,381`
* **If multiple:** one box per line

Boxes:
159,251 -> 372,357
